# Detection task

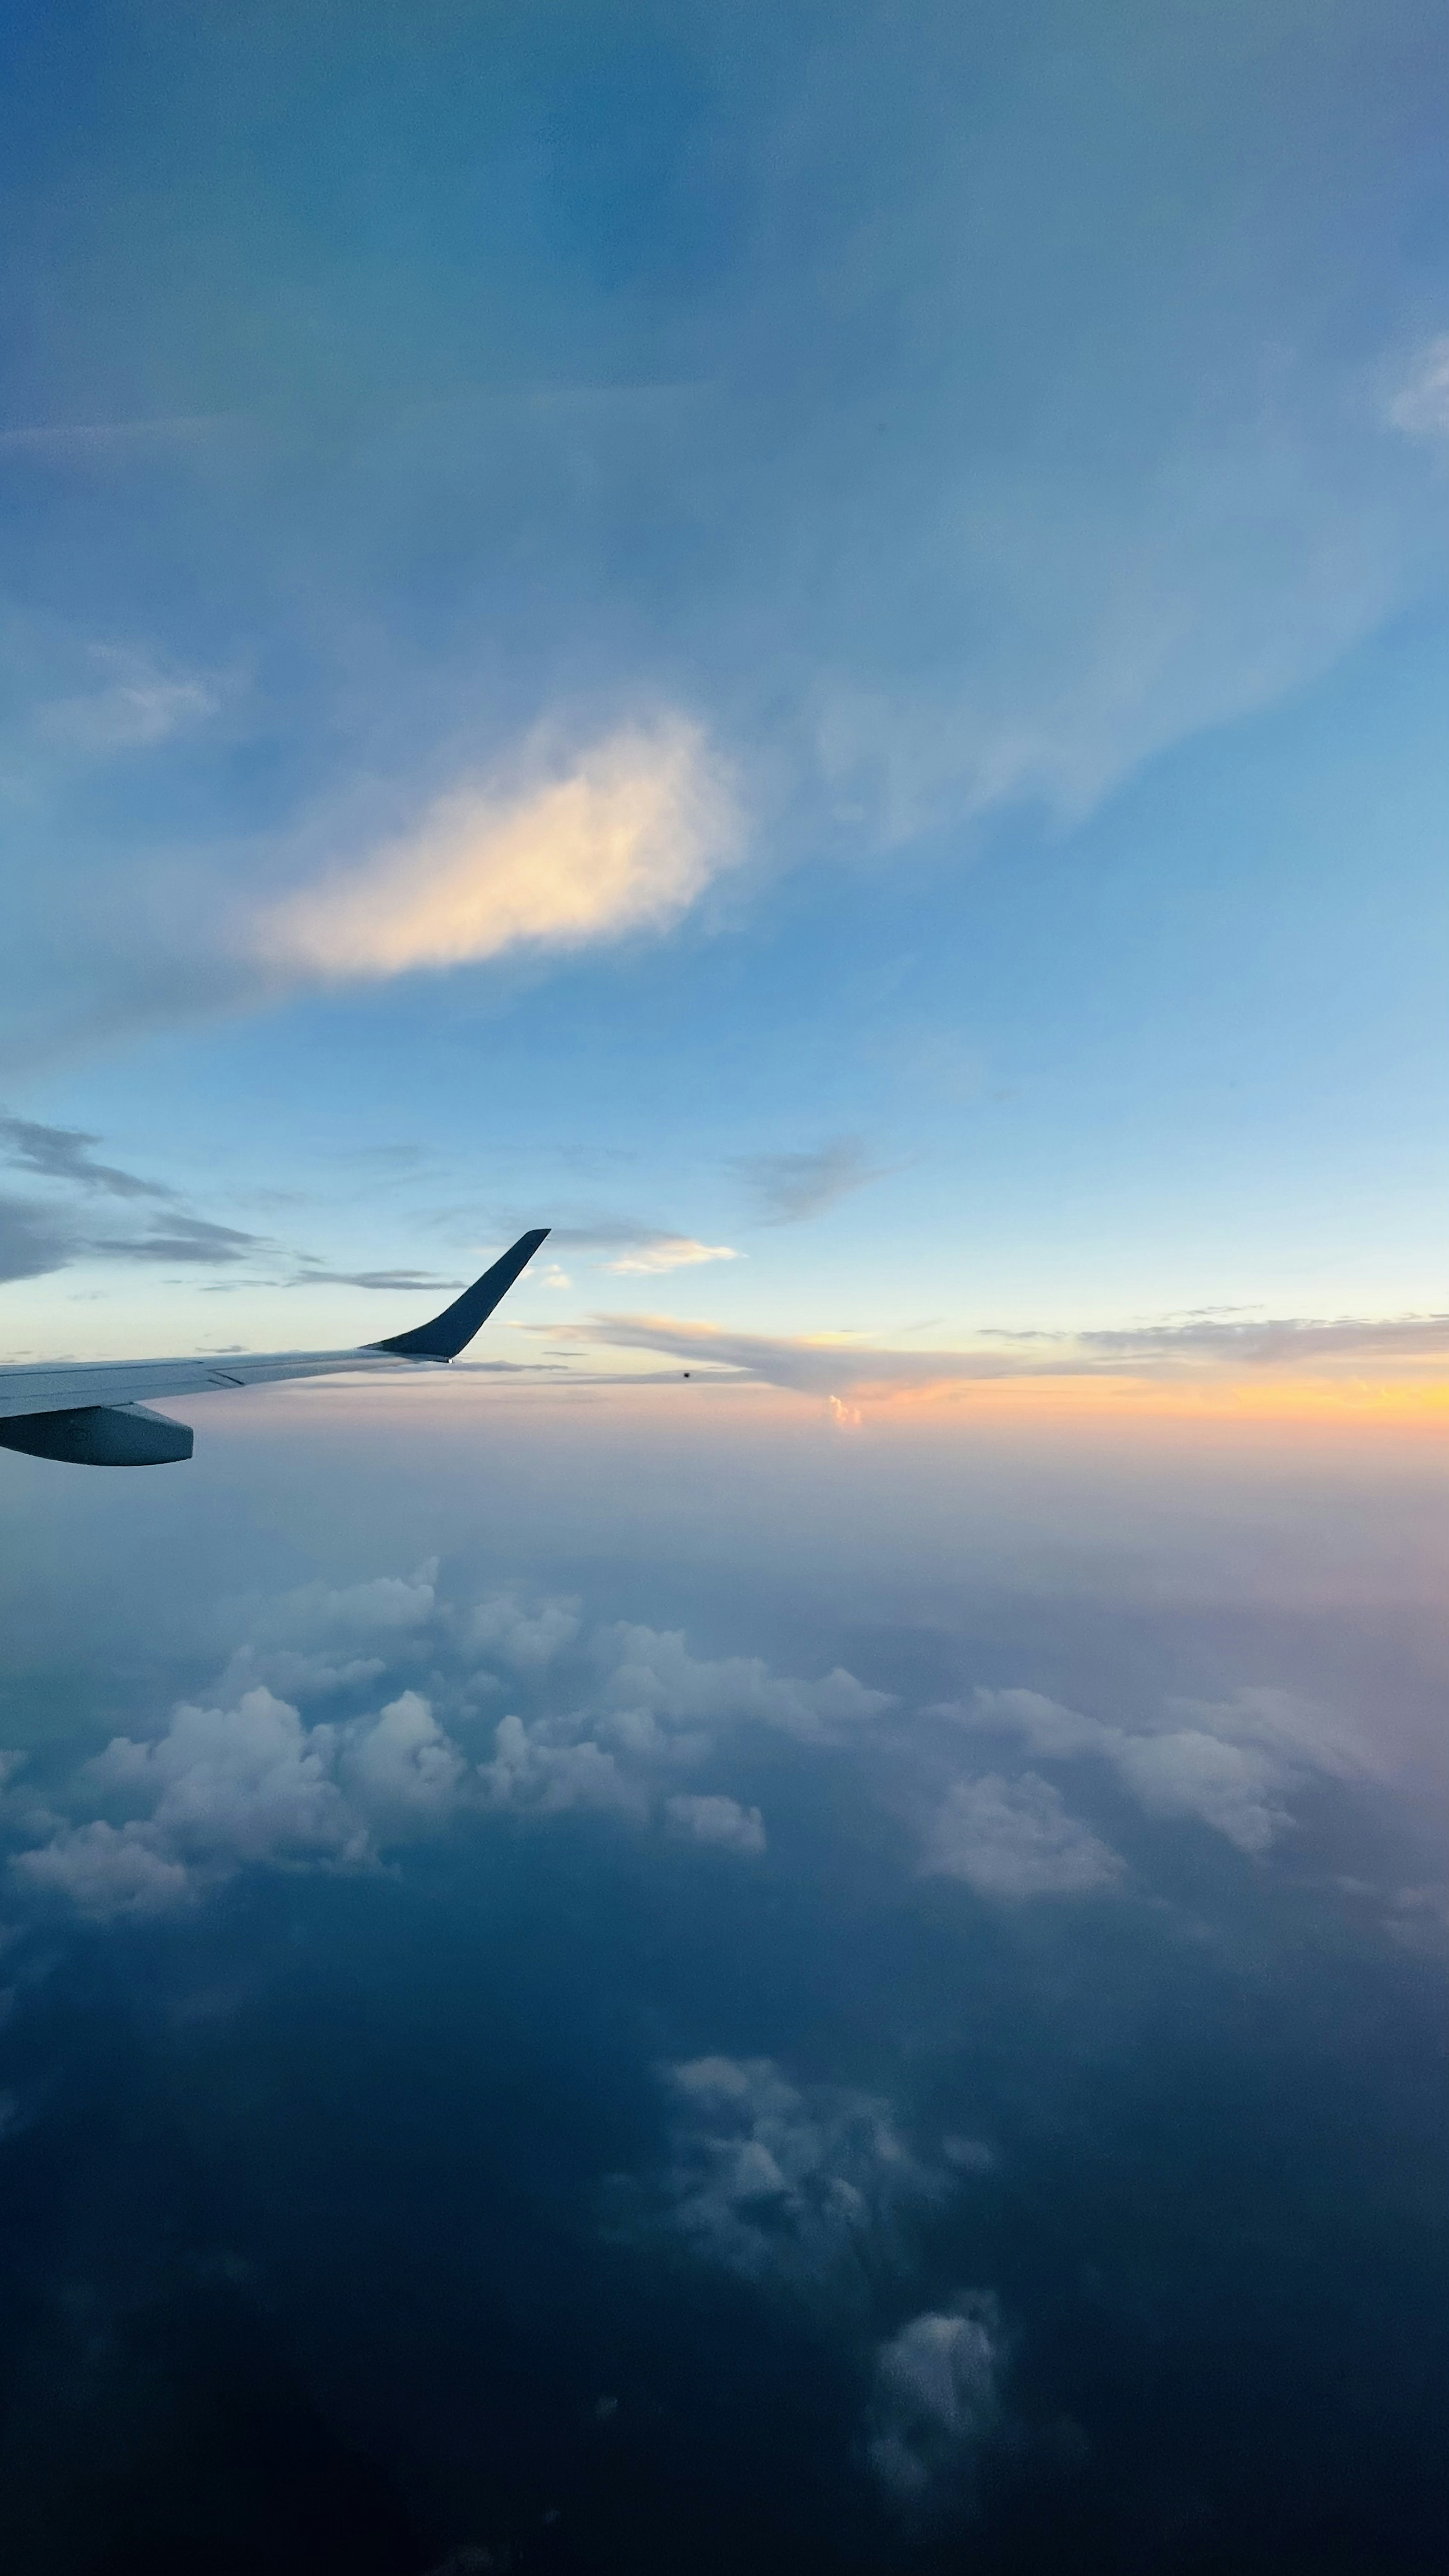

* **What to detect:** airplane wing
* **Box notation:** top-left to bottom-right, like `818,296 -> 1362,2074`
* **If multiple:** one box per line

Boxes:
0,1227 -> 549,1466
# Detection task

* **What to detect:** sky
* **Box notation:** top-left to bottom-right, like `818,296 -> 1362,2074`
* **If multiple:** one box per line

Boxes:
1,5 -> 1447,2571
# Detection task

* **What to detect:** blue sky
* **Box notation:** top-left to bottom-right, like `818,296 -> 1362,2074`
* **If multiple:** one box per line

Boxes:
3,20 -> 1449,2565
2,0 -> 1447,1381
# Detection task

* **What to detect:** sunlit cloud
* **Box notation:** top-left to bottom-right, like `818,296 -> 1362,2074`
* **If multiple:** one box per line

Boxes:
602,1238 -> 742,1275
538,1307 -> 1449,1424
257,718 -> 737,983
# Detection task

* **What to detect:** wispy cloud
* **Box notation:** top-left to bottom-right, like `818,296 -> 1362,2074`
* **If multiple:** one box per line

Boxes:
0,1111 -> 267,1280
257,719 -> 738,984
602,1237 -> 741,1276
34,644 -> 222,752
544,1306 -> 1449,1407
731,1136 -> 881,1225
1387,336 -> 1449,442
0,1111 -> 169,1201
286,1267 -> 464,1293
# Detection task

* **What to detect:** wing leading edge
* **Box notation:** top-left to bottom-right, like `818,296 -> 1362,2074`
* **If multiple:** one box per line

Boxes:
0,1228 -> 550,1464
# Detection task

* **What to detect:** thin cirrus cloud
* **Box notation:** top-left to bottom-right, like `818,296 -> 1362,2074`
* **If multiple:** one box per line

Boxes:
731,1136 -> 881,1226
1387,335 -> 1449,441
540,1306 -> 1449,1410
256,719 -> 738,986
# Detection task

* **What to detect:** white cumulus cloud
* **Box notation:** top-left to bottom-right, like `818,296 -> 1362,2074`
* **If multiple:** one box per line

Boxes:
945,1679 -> 1377,1857
665,1792 -> 767,1855
922,1772 -> 1125,1900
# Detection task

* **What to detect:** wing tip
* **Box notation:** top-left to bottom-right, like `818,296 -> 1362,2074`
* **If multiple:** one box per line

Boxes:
369,1227 -> 551,1362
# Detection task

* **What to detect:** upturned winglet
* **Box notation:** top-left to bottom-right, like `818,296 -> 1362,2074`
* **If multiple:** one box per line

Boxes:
368,1228 -> 551,1361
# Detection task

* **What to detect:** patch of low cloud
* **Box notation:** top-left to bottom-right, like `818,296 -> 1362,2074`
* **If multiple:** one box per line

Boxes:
208,1563 -> 440,1706
473,1618 -> 886,1825
15,1692 -> 349,1914
256,718 -> 738,985
865,2295 -> 1002,2513
464,1592 -> 580,1671
921,1772 -> 1125,1899
590,1622 -> 892,1748
940,1681 -> 1378,1858
665,1792 -> 766,1855
609,2056 -> 945,2292
5,1573 -> 889,1913
731,1137 -> 880,1226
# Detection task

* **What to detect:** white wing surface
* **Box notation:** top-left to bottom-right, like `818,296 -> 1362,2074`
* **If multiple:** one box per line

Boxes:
0,1228 -> 549,1464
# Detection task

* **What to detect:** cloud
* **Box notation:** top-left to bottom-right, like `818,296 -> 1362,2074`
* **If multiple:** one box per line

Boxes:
0,1193 -> 77,1286
342,1689 -> 466,1815
12,1820 -> 193,1916
473,1618 -> 889,1824
665,1793 -> 766,1855
34,645 -> 220,753
554,1303 -> 1449,1408
465,1592 -> 580,1671
731,1137 -> 881,1226
946,1682 -> 1379,1857
921,1773 -> 1125,1899
0,1112 -> 169,1201
611,2056 -> 942,2291
257,720 -> 737,984
3,1569 -> 892,1916
286,1268 -> 465,1292
865,2296 -> 1002,2509
591,1623 -> 893,1747
1072,1312 -> 1449,1369
84,1214 -> 264,1266
11,1677 -> 478,1916
0,1113 -> 268,1278
601,1237 -> 741,1275
1388,337 -> 1449,442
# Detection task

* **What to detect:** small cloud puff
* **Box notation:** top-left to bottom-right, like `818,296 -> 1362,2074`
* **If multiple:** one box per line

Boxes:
866,2295 -> 1002,2510
465,1592 -> 581,1672
608,2056 -> 947,2294
602,1237 -> 741,1275
921,1772 -> 1125,1899
665,1793 -> 766,1855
